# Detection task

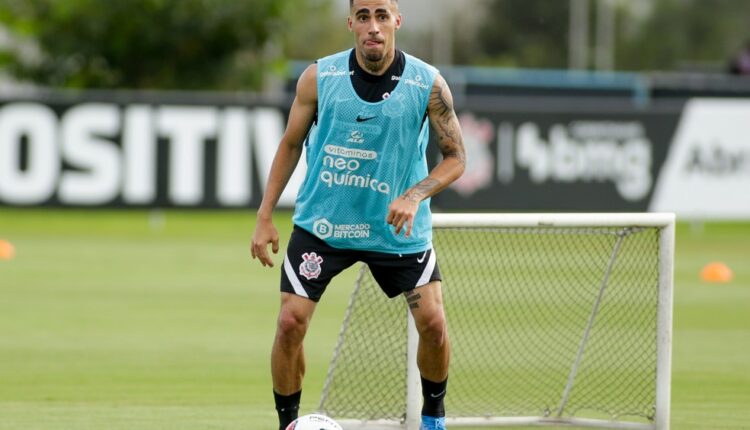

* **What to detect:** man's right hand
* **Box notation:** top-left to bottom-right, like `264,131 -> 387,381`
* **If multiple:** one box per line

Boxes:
248,64 -> 317,268
251,217 -> 280,267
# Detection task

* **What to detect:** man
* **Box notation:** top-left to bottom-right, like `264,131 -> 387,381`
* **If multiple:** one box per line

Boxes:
251,1 -> 465,429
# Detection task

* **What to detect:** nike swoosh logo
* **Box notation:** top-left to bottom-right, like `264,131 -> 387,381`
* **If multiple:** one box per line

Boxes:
430,389 -> 446,398
356,115 -> 377,122
417,251 -> 428,263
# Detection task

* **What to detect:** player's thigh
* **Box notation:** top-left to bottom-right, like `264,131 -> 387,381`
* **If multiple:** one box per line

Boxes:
281,225 -> 357,302
365,247 -> 441,299
277,291 -> 318,329
405,280 -> 447,329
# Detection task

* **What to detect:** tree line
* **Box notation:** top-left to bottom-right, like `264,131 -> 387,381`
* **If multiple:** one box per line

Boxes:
1,0 -> 748,90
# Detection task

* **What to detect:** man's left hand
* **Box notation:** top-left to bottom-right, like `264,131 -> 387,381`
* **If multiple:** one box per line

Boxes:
387,196 -> 419,237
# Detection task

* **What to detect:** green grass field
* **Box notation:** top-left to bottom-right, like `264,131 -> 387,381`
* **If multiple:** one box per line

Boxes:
1,210 -> 748,430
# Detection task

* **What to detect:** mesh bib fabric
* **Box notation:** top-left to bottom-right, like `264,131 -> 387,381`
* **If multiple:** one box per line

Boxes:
293,49 -> 438,254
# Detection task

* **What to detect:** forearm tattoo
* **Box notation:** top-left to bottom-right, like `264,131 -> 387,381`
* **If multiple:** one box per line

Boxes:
401,178 -> 440,202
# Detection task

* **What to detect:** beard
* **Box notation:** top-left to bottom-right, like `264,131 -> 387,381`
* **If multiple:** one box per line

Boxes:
364,42 -> 384,62
362,43 -> 388,73
365,51 -> 383,62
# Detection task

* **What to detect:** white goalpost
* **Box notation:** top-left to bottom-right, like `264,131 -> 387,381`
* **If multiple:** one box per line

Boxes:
318,213 -> 675,430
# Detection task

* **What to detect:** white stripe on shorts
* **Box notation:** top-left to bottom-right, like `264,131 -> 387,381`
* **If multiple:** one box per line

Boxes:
284,254 -> 309,298
415,247 -> 436,288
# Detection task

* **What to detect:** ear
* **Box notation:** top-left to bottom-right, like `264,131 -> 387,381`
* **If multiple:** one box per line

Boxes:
395,13 -> 402,30
347,15 -> 353,32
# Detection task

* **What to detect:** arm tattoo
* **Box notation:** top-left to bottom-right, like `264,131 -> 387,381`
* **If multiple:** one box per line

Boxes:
400,78 -> 466,202
430,79 -> 466,166
430,79 -> 454,117
401,178 -> 441,202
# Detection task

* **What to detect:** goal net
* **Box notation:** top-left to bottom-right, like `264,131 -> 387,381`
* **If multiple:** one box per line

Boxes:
318,213 -> 674,430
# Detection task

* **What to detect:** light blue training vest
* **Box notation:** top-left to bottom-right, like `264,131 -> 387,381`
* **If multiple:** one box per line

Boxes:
292,49 -> 438,254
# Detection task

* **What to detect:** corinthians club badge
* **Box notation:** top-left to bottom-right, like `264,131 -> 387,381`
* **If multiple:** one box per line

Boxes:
299,252 -> 324,280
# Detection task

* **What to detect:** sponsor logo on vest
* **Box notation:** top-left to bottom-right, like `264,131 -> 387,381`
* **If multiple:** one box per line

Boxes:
313,218 -> 371,240
320,65 -> 352,78
403,74 -> 429,90
313,218 -> 334,239
382,92 -> 406,117
320,155 -> 391,195
299,252 -> 324,280
347,130 -> 365,143
325,145 -> 377,160
332,223 -> 371,239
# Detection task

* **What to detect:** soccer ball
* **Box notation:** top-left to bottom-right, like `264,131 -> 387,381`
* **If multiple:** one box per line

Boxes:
285,414 -> 343,430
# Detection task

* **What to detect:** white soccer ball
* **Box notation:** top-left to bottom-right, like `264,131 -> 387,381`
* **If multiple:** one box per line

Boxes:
285,413 -> 343,430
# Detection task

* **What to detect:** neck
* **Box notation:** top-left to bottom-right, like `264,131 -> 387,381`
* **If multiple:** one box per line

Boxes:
355,48 -> 395,76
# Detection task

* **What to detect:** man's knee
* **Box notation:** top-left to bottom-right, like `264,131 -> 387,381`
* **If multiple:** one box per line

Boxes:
276,307 -> 310,343
417,312 -> 448,347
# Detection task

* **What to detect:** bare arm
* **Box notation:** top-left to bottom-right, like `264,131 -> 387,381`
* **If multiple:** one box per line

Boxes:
387,74 -> 466,237
251,64 -> 318,267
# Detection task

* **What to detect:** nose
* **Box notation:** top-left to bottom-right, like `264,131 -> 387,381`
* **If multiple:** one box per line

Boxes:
367,20 -> 380,35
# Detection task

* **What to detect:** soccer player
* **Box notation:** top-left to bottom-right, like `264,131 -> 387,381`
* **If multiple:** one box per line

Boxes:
251,1 -> 465,429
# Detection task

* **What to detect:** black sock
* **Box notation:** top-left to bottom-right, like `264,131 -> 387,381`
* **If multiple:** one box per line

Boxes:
274,390 -> 301,430
421,376 -> 447,418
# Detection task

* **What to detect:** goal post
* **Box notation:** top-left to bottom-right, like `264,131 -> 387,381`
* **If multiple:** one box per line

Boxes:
318,213 -> 675,430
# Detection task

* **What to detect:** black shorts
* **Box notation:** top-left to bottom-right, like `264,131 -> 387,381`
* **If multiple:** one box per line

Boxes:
281,225 -> 441,302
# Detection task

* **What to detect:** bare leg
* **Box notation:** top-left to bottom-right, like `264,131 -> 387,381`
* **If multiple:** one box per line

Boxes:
272,292 -> 317,394
405,281 -> 450,382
